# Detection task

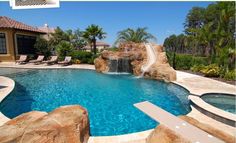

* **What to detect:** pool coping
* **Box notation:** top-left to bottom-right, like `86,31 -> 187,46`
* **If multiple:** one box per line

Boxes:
0,64 -> 235,142
189,94 -> 236,126
0,76 -> 15,124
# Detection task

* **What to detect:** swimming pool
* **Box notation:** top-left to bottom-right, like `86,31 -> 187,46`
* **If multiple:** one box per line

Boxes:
0,68 -> 190,136
201,93 -> 236,114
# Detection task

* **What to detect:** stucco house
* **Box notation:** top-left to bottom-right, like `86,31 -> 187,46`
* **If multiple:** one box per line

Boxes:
0,16 -> 45,62
84,41 -> 110,52
38,24 -> 55,40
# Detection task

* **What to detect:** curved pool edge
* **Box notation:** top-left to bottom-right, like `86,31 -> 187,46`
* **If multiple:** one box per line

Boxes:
189,94 -> 236,127
0,64 -> 95,70
0,76 -> 15,125
0,67 -> 192,143
0,68 -> 234,142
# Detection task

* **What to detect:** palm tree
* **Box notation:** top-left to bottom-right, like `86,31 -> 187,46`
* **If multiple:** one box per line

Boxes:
83,24 -> 106,55
115,27 -> 156,44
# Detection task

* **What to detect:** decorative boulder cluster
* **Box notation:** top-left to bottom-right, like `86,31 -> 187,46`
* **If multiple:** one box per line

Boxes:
94,42 -> 176,82
0,105 -> 90,143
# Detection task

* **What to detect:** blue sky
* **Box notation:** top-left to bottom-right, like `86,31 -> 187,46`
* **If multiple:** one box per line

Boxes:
0,1 -> 213,45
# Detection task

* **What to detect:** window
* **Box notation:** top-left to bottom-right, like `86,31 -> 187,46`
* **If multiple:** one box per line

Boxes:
0,33 -> 7,54
16,34 -> 36,54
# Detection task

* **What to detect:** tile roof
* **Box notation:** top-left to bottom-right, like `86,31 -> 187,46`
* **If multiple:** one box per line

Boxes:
93,41 -> 110,46
0,16 -> 45,33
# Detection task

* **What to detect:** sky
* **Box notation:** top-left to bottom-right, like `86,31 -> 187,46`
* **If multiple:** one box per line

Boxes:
0,1 -> 213,45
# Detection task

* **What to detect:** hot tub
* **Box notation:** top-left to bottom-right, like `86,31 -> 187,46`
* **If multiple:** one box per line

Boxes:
189,93 -> 236,127
201,93 -> 236,114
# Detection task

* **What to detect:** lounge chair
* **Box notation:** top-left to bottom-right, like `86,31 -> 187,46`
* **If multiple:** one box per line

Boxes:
43,56 -> 58,65
16,55 -> 27,64
29,55 -> 44,64
58,56 -> 72,66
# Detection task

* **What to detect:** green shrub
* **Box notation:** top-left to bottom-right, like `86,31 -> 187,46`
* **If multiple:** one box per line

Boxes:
167,53 -> 208,70
192,56 -> 208,66
34,37 -> 52,58
190,64 -> 205,72
56,41 -> 74,60
224,70 -> 236,80
70,50 -> 96,64
200,64 -> 220,77
175,54 -> 193,70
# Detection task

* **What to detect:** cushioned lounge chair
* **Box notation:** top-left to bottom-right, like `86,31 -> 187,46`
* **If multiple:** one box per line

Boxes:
16,55 -> 27,64
43,56 -> 58,65
58,56 -> 72,66
29,55 -> 44,64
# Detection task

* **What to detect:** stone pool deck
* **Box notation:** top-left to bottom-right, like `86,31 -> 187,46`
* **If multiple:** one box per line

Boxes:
0,62 -> 95,70
0,63 -> 235,143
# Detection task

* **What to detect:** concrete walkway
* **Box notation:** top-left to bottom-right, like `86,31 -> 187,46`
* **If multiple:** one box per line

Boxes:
174,71 -> 236,96
174,71 -> 236,137
0,62 -> 95,70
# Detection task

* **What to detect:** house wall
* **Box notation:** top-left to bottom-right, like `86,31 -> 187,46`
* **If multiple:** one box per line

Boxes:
0,29 -> 15,61
0,28 -> 39,62
97,45 -> 109,52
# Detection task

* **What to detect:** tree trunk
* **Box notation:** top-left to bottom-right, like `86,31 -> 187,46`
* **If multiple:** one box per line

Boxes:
205,44 -> 211,57
93,38 -> 96,55
173,45 -> 177,69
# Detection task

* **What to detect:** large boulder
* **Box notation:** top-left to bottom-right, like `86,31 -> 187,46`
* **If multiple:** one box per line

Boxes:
147,64 -> 176,82
147,116 -> 235,143
94,58 -> 109,73
0,105 -> 90,143
0,111 -> 47,143
147,124 -> 190,143
94,42 -> 176,82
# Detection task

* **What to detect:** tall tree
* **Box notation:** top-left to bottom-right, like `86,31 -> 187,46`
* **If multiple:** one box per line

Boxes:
164,34 -> 187,69
184,7 -> 205,35
83,24 -> 106,55
115,27 -> 156,44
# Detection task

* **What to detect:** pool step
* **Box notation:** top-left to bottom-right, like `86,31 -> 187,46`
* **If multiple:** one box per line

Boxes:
134,101 -> 224,143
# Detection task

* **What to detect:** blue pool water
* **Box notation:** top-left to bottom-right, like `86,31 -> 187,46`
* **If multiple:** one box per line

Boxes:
0,68 -> 190,136
201,93 -> 236,114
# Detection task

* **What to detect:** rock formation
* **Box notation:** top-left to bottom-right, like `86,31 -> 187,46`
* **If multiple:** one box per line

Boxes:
0,105 -> 90,143
147,116 -> 235,143
94,42 -> 176,82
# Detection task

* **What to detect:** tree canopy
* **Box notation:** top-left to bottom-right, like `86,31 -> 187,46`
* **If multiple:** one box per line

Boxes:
115,27 -> 156,44
164,2 -> 235,70
82,24 -> 106,55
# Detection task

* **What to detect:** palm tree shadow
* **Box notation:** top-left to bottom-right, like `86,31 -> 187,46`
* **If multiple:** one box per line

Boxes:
0,82 -> 34,119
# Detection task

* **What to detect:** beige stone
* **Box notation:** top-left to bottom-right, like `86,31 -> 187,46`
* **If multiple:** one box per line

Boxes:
147,116 -> 235,143
179,116 -> 236,143
94,57 -> 109,72
156,52 -> 168,64
0,105 -> 90,143
0,111 -> 47,143
94,42 -> 176,82
147,125 -> 191,143
147,64 -> 176,82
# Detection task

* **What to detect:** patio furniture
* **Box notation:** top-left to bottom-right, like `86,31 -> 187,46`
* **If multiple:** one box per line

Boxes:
58,56 -> 72,66
15,55 -> 27,64
29,55 -> 44,64
43,56 -> 58,65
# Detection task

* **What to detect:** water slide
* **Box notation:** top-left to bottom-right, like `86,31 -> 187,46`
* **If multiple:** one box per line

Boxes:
141,43 -> 157,75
